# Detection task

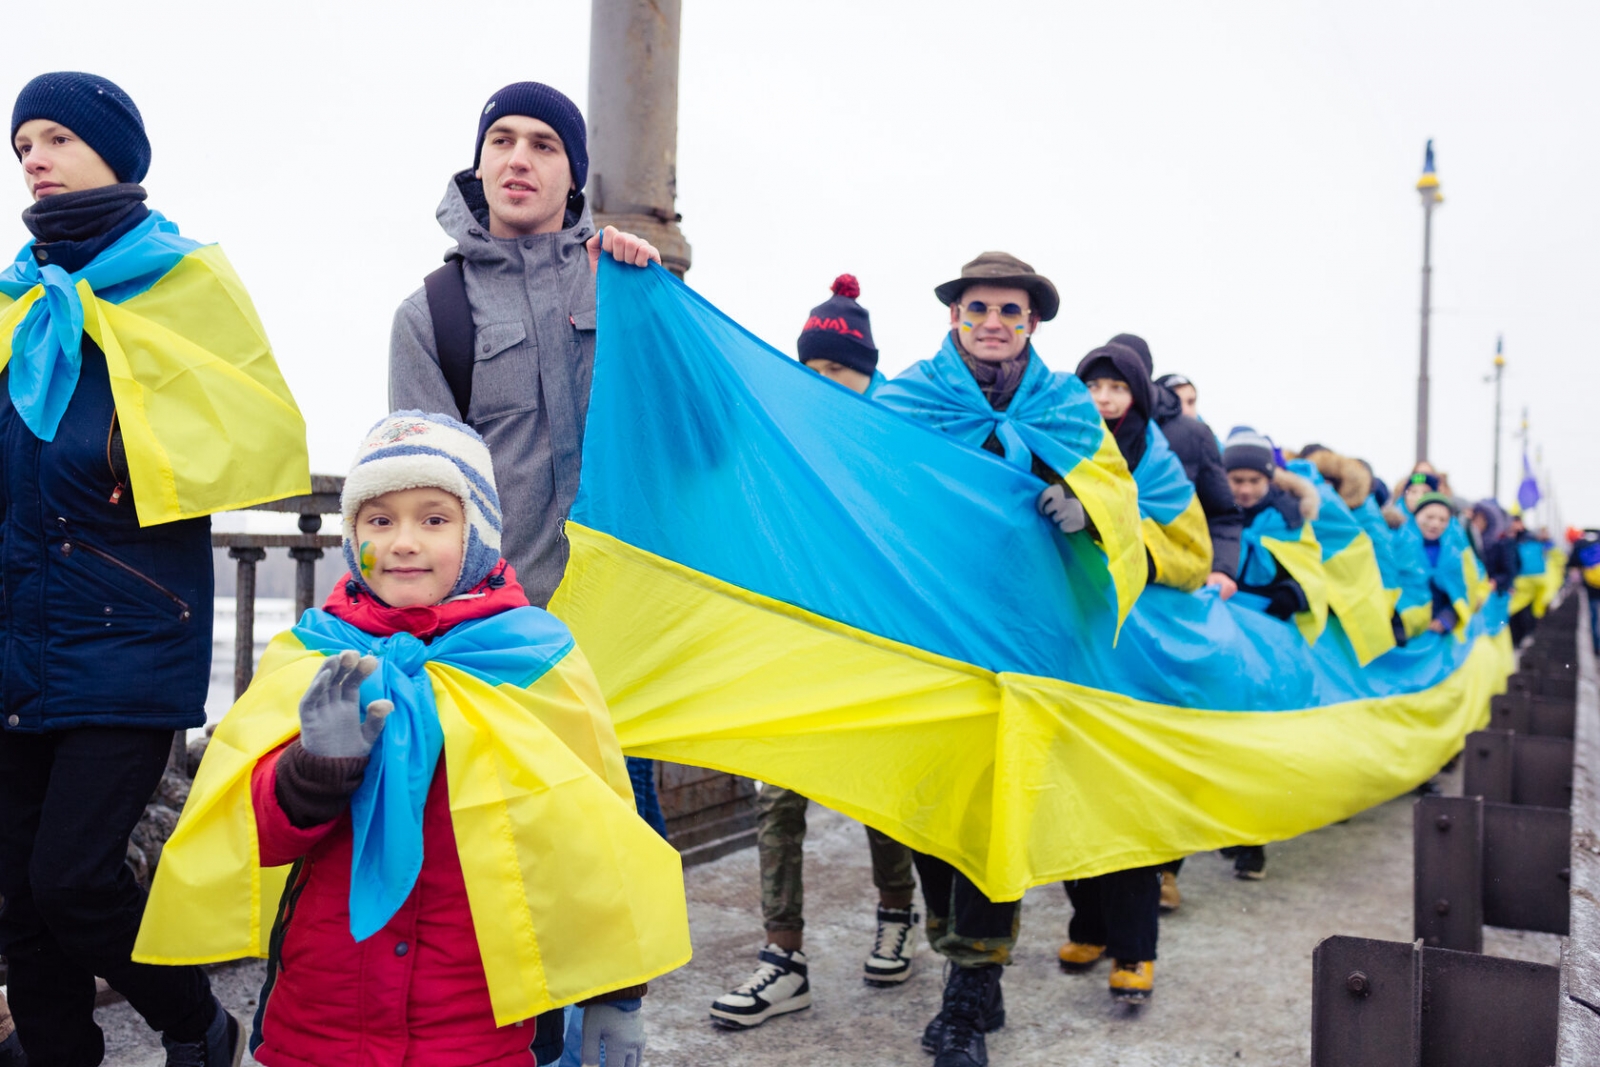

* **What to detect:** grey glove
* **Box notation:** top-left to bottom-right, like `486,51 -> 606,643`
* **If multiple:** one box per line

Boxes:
581,1001 -> 645,1067
297,650 -> 392,759
1037,482 -> 1087,534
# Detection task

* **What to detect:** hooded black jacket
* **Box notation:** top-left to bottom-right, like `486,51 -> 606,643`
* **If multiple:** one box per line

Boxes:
1150,383 -> 1242,579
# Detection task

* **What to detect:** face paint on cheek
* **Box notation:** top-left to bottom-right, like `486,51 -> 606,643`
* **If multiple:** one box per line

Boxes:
358,541 -> 376,577
960,321 -> 975,332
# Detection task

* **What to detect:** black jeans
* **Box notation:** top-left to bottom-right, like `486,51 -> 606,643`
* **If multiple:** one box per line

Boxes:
0,727 -> 212,1066
912,852 -> 1020,967
1510,607 -> 1537,645
1064,866 -> 1161,962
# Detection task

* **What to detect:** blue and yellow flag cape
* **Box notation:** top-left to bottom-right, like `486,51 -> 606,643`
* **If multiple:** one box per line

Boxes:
1134,424 -> 1212,592
1509,539 -> 1561,619
0,211 -> 308,524
547,261 -> 1509,902
875,336 -> 1147,629
134,607 -> 691,1025
1238,497 -> 1329,645
1285,460 -> 1396,665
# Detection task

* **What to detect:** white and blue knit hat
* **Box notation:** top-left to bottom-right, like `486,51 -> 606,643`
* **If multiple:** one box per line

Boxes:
340,411 -> 503,600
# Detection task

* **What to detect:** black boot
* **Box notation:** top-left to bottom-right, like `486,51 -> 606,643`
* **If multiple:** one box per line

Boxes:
161,996 -> 243,1067
922,963 -> 1004,1065
0,1029 -> 26,1067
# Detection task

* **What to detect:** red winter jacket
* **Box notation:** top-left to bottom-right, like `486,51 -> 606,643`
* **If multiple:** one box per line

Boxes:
251,570 -> 563,1066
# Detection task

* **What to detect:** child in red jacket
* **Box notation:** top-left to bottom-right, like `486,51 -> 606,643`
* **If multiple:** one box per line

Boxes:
242,412 -> 676,1066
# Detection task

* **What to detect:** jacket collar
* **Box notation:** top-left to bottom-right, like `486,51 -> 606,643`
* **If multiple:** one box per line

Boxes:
323,560 -> 531,640
434,169 -> 595,267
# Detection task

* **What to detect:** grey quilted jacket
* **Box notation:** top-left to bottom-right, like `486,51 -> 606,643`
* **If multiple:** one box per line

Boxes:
389,171 -> 596,607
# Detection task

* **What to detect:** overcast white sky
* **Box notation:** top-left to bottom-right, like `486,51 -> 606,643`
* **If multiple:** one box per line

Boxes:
6,1 -> 1595,526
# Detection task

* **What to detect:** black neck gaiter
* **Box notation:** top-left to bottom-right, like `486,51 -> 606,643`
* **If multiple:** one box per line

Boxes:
22,184 -> 150,271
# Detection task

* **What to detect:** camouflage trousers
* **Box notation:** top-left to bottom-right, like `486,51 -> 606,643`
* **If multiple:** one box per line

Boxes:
913,851 -> 1020,967
757,785 -> 916,933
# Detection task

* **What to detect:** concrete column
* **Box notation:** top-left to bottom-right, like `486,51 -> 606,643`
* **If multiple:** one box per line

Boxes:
588,0 -> 693,277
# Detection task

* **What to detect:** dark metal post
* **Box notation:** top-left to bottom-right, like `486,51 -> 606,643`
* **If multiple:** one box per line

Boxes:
588,0 -> 692,277
229,545 -> 267,698
291,513 -> 325,620
1491,337 -> 1505,499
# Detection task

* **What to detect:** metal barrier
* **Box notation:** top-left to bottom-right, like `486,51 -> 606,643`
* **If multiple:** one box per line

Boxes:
1312,592 -> 1591,1066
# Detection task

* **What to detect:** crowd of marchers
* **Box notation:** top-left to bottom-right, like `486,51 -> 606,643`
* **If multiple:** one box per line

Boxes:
2,70 -> 1597,1067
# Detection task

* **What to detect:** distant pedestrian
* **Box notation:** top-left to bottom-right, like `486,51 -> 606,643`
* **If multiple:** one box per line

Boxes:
1569,528 -> 1600,655
1113,339 -> 1242,596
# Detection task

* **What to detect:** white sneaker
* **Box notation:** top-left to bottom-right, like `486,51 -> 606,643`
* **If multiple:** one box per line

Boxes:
863,905 -> 918,986
709,944 -> 812,1029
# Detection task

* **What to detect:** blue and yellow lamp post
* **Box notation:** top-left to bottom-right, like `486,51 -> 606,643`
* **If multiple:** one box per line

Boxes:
1415,141 -> 1444,465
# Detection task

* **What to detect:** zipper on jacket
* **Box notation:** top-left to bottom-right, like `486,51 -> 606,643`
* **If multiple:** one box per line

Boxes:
56,518 -> 192,621
105,413 -> 126,505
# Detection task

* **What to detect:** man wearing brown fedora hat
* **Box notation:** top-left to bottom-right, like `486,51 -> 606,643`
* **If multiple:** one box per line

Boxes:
878,252 -> 1147,1067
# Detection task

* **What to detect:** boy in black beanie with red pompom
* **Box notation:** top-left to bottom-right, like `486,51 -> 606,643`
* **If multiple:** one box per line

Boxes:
709,275 -> 919,1033
796,274 -> 882,396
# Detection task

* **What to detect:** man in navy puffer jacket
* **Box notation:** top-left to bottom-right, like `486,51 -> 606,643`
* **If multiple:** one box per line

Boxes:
0,73 -> 241,1066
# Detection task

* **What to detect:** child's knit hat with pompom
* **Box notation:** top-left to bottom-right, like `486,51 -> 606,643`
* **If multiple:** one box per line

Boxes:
340,411 -> 503,599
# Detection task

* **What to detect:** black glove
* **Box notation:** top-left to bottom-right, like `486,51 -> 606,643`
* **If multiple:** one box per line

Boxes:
1264,585 -> 1304,621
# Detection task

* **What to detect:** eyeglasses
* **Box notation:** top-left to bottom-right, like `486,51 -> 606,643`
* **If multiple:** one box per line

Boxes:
962,301 -> 1030,327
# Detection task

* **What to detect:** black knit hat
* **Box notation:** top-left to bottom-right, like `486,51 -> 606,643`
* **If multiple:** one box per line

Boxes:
1109,333 -> 1154,376
1075,343 -> 1153,420
797,274 -> 878,376
12,72 -> 150,184
474,82 -> 588,189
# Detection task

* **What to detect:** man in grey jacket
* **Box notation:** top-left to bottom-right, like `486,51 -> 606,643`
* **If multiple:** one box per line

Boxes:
389,81 -> 657,608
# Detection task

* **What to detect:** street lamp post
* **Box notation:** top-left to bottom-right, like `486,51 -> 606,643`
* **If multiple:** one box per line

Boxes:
588,0 -> 693,277
1490,336 -> 1505,499
1415,141 -> 1443,465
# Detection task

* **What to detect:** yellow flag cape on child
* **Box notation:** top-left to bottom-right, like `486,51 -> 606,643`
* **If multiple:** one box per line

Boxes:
135,609 -> 691,1026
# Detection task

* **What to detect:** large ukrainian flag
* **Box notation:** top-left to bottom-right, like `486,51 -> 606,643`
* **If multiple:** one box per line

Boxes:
0,211 -> 308,522
551,261 -> 1508,902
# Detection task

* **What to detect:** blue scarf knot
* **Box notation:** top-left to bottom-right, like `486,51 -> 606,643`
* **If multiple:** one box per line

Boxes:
0,211 -> 197,440
291,606 -> 575,941
876,336 -> 1106,481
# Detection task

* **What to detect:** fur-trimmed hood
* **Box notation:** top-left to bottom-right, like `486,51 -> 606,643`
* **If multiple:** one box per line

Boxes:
1273,467 -> 1321,522
1299,449 -> 1373,510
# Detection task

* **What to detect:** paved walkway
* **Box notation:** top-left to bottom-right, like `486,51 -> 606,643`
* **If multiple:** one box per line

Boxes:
98,765 -> 1559,1065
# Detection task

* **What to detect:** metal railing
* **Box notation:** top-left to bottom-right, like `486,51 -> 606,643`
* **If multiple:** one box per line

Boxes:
213,475 -> 343,698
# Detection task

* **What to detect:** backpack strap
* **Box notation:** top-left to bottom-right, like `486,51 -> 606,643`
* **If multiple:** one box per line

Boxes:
423,254 -> 474,421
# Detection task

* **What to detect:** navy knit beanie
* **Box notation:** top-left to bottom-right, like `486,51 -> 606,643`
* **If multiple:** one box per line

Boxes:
474,82 -> 588,189
797,275 -> 878,376
12,72 -> 150,184
1223,427 -> 1277,477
